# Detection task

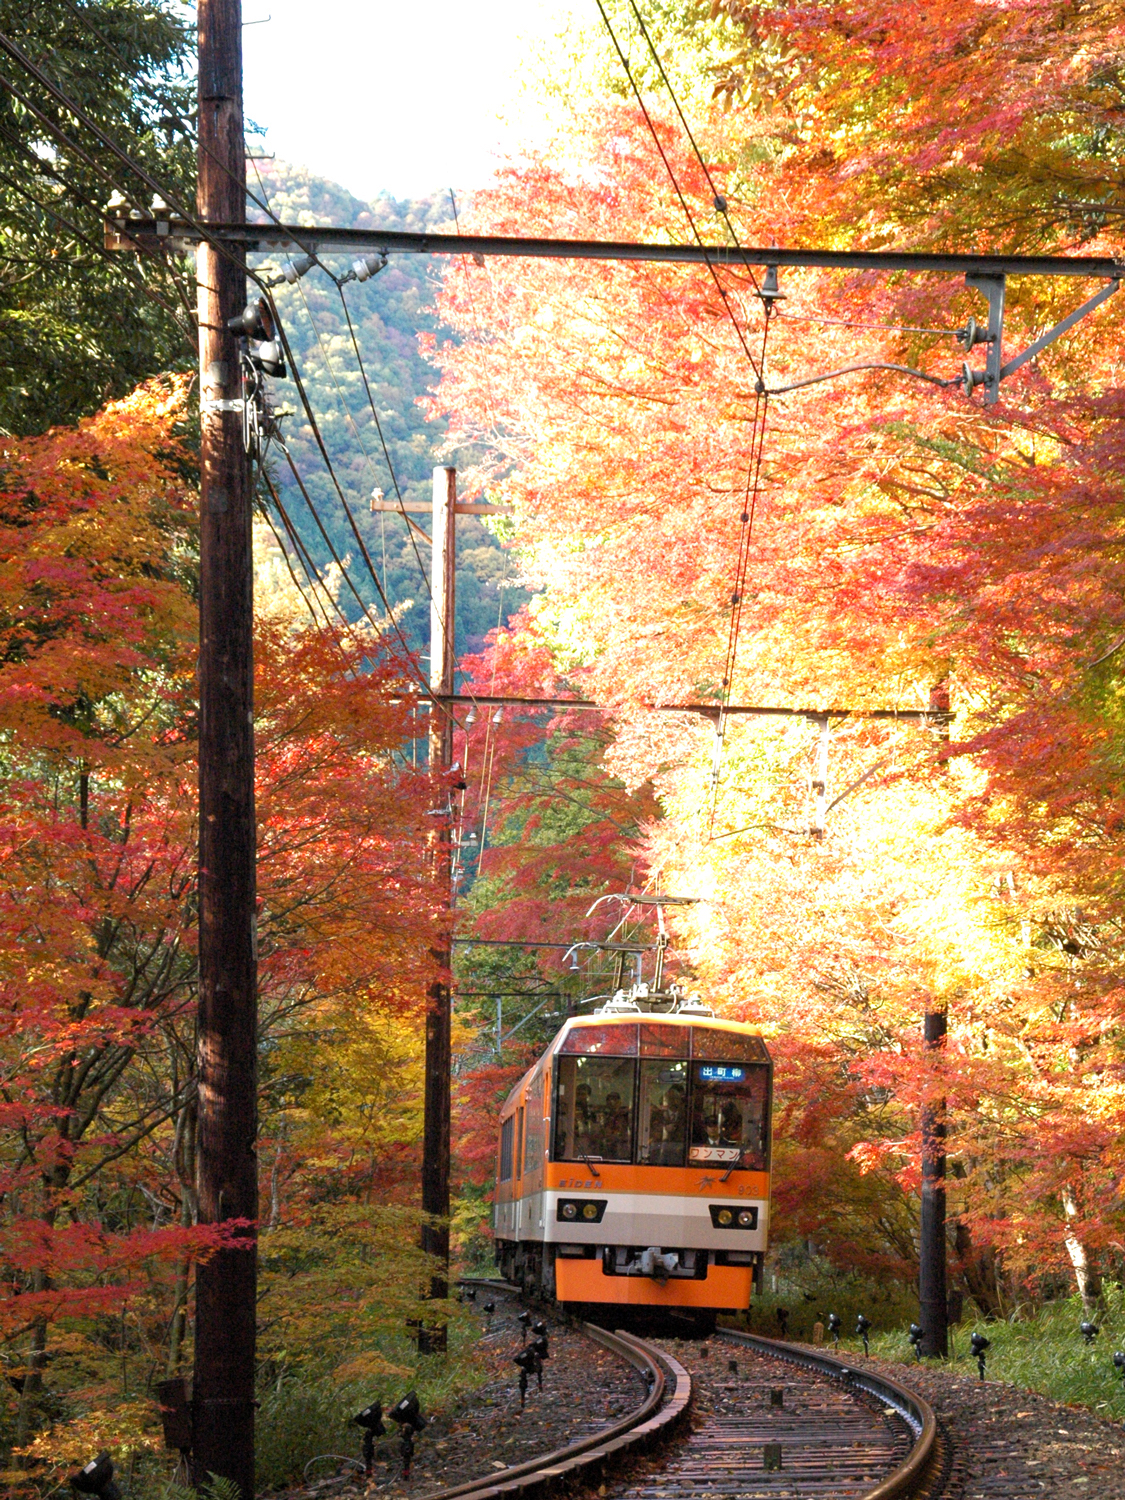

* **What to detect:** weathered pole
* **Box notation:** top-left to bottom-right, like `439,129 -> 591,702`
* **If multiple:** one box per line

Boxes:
919,1007 -> 948,1358
421,466 -> 455,1330
194,0 -> 258,1489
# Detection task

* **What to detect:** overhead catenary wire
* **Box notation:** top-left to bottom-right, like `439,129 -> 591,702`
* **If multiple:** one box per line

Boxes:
592,0 -> 763,383
621,0 -> 762,300
594,0 -> 775,838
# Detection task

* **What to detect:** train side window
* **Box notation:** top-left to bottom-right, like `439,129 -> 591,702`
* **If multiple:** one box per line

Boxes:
515,1105 -> 525,1178
525,1071 -> 545,1174
553,1055 -> 636,1162
688,1062 -> 770,1170
637,1059 -> 688,1166
499,1115 -> 514,1181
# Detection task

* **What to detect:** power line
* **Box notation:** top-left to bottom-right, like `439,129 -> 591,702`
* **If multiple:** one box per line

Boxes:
0,158 -> 196,349
334,282 -> 434,601
260,292 -> 438,703
594,0 -> 777,837
592,0 -> 763,383
622,0 -> 762,299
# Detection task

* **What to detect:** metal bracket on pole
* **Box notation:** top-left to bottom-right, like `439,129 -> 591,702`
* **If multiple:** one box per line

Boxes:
999,278 -> 1121,382
962,273 -> 1005,403
962,274 -> 1119,403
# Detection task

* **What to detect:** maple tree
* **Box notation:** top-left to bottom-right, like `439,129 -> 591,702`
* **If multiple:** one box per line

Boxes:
431,0 -> 1125,1315
0,382 -> 446,1488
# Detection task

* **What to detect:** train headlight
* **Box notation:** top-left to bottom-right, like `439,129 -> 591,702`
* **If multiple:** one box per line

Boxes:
709,1204 -> 758,1230
556,1198 -> 606,1224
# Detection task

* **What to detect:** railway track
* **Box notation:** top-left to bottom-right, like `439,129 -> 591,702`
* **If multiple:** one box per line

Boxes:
439,1282 -> 940,1500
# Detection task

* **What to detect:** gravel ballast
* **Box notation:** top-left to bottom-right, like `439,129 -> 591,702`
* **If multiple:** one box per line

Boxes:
278,1306 -> 648,1498
859,1354 -> 1125,1499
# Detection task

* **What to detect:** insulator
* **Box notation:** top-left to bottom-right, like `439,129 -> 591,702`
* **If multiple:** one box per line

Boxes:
281,254 -> 315,283
352,252 -> 388,282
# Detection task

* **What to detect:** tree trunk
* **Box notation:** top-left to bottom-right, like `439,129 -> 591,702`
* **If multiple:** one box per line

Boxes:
953,1220 -> 1005,1319
13,1302 -> 49,1450
1061,1184 -> 1102,1312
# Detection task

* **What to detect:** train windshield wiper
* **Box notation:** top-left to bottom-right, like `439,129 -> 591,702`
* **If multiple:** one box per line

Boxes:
582,1154 -> 602,1178
720,1156 -> 743,1182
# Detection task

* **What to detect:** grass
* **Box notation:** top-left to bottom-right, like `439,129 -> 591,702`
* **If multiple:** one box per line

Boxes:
862,1292 -> 1125,1422
254,1318 -> 493,1492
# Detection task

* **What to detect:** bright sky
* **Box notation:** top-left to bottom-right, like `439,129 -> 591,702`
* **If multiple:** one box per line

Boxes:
242,0 -> 586,202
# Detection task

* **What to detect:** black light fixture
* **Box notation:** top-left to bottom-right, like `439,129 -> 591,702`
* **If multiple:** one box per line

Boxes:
514,1347 -> 542,1407
532,1319 -> 548,1337
353,1402 -> 387,1475
69,1453 -> 122,1500
1112,1350 -> 1125,1384
464,1287 -> 477,1303
530,1334 -> 549,1362
908,1323 -> 924,1361
1081,1320 -> 1100,1346
827,1313 -> 841,1347
388,1391 -> 426,1480
970,1332 -> 990,1380
389,1392 -> 426,1431
855,1314 -> 872,1356
483,1300 -> 495,1323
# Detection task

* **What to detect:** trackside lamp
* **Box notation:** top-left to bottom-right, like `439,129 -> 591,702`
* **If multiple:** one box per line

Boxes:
70,1453 -> 122,1500
970,1331 -> 990,1379
855,1313 -> 871,1355
354,1402 -> 386,1474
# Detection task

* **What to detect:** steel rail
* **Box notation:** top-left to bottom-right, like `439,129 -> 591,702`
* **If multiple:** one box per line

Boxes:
454,1282 -> 937,1499
105,216 -> 1125,279
418,1280 -> 690,1500
718,1328 -> 940,1498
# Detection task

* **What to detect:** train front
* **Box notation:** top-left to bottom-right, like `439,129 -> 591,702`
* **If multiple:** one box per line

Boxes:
495,1006 -> 771,1322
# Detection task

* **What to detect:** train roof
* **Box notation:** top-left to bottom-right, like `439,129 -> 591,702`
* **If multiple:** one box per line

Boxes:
499,1005 -> 770,1115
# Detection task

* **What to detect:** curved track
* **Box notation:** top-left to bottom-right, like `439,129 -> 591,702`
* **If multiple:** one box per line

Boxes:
443,1282 -> 940,1500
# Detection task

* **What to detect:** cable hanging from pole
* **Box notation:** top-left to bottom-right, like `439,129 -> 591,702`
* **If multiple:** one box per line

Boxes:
594,0 -> 775,839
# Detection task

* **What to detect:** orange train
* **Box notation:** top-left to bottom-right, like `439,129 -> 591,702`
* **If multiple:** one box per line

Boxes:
493,999 -> 771,1326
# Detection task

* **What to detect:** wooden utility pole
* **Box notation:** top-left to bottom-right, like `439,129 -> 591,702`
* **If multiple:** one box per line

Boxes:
919,1008 -> 948,1358
421,466 -> 456,1328
194,0 -> 258,1491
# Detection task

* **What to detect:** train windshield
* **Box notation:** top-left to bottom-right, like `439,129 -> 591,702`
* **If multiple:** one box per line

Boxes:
637,1059 -> 688,1166
689,1062 -> 769,1170
553,1055 -> 636,1162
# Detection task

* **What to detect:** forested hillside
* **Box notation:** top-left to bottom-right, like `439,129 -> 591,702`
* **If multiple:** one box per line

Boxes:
250,163 -> 526,658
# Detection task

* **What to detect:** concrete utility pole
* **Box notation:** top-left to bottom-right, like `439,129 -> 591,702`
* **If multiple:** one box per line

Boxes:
194,0 -> 258,1490
919,1008 -> 948,1358
421,466 -> 456,1336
